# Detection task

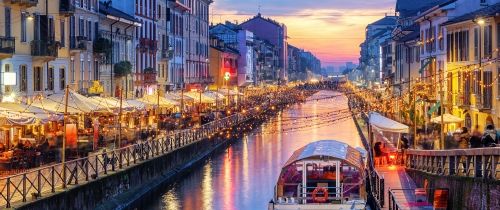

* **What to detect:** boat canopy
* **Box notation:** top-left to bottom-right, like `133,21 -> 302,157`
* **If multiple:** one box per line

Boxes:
283,140 -> 366,170
369,112 -> 409,133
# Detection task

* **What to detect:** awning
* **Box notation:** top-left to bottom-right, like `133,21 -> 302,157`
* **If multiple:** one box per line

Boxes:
31,90 -> 111,114
184,92 -> 216,104
0,107 -> 37,125
90,96 -> 136,110
125,99 -> 147,110
431,113 -> 463,124
369,112 -> 409,133
427,101 -> 440,116
0,103 -> 62,123
166,92 -> 195,103
138,95 -> 179,108
204,91 -> 225,101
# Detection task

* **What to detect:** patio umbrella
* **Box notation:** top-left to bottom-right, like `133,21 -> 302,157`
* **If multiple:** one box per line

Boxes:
431,114 -> 464,124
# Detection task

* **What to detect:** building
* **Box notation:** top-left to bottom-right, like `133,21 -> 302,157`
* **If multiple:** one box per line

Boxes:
210,21 -> 255,86
208,36 -> 239,89
184,0 -> 212,91
0,0 -> 69,100
359,15 -> 397,85
166,0 -> 189,90
439,1 -> 500,130
287,44 -> 303,81
110,0 -> 158,96
240,13 -> 288,83
97,1 -> 141,98
253,38 -> 279,84
299,51 -> 321,77
157,0 -> 170,94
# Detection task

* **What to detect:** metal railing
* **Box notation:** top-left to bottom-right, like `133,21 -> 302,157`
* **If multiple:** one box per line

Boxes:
388,188 -> 444,210
0,37 -> 15,55
0,112 -> 253,208
406,148 -> 500,180
370,169 -> 385,208
31,40 -> 59,58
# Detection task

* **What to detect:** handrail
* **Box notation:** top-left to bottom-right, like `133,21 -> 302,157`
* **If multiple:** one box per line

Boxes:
0,109 -> 259,208
406,148 -> 500,180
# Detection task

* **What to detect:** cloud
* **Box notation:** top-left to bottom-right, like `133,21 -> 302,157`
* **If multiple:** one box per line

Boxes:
211,0 -> 396,66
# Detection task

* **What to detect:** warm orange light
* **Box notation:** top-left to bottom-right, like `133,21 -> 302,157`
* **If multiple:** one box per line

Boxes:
389,155 -> 396,160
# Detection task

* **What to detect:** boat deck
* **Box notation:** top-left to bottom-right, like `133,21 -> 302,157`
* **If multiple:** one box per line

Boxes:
375,165 -> 416,210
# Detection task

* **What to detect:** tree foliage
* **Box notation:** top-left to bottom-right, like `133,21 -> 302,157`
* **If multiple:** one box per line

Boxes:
114,61 -> 132,78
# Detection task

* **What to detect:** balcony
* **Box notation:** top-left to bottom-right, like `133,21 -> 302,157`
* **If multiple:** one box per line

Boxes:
8,0 -> 38,7
478,91 -> 493,111
59,0 -> 76,16
70,36 -> 88,52
0,37 -> 15,59
31,40 -> 59,61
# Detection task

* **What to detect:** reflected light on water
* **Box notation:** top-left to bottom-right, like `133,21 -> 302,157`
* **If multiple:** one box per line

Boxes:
143,91 -> 362,210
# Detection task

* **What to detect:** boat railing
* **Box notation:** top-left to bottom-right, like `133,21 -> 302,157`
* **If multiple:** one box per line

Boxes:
298,184 -> 344,203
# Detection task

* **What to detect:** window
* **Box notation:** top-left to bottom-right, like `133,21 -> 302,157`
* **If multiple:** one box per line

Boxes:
60,20 -> 65,47
60,68 -> 65,90
439,26 -> 444,51
87,20 -> 92,41
484,25 -> 493,59
20,65 -> 27,92
49,17 -> 55,40
47,66 -> 54,91
5,7 -> 11,37
21,12 -> 27,42
448,30 -> 469,62
34,67 -> 43,91
94,60 -> 99,80
79,18 -> 84,37
474,28 -> 479,60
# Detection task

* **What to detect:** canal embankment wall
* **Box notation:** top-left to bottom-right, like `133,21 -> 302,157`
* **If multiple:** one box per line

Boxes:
406,169 -> 500,210
14,112 -> 273,210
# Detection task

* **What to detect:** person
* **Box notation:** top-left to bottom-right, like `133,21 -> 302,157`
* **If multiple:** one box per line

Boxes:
458,127 -> 470,149
481,124 -> 497,147
469,126 -> 483,148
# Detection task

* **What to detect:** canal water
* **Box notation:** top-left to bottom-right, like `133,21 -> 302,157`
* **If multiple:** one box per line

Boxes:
142,91 -> 362,210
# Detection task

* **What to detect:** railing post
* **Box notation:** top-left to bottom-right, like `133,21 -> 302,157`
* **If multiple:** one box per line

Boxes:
22,174 -> 26,202
37,170 -> 42,197
6,177 -> 10,208
51,166 -> 55,192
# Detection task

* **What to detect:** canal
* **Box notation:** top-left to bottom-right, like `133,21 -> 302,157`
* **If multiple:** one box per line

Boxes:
141,90 -> 362,210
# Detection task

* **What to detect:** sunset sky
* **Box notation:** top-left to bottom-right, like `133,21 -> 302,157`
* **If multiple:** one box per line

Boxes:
211,0 -> 396,68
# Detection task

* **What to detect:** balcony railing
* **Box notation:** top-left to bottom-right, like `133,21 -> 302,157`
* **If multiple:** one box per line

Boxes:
31,40 -> 59,58
70,36 -> 87,51
8,0 -> 38,7
0,37 -> 15,57
59,0 -> 76,15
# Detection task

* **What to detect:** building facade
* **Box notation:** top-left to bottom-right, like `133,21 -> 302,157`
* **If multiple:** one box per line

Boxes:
240,13 -> 288,83
0,0 -> 69,100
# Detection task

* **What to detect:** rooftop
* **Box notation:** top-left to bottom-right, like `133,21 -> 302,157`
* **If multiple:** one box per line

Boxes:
443,2 -> 500,26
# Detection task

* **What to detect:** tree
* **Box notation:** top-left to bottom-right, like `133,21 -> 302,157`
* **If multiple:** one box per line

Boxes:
114,61 -> 132,78
113,61 -> 132,95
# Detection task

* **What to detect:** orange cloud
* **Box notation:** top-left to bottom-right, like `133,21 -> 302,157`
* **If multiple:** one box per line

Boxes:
211,8 -> 391,66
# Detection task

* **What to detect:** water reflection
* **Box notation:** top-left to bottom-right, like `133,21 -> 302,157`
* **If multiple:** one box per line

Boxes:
144,91 -> 361,210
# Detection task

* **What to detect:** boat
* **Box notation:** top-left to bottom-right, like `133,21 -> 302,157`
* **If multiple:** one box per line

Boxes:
268,140 -> 368,210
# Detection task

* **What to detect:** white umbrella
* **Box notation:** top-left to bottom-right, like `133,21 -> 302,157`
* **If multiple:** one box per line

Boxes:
431,114 -> 464,124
